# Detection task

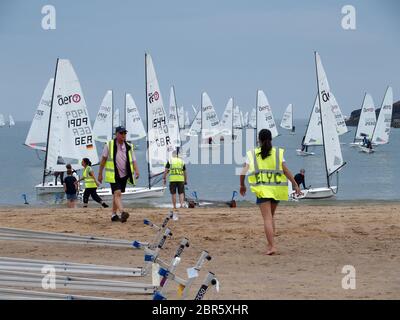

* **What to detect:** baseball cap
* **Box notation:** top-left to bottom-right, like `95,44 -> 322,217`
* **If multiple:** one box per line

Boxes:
115,126 -> 127,134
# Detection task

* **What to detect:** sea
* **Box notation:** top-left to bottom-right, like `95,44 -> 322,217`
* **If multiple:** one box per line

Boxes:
1,120 -> 399,207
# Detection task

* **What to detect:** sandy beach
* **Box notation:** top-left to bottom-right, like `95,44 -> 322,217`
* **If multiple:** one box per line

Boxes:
0,202 -> 399,300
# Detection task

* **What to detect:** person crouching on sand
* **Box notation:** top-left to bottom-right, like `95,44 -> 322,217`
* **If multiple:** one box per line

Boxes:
239,129 -> 301,255
76,158 -> 109,209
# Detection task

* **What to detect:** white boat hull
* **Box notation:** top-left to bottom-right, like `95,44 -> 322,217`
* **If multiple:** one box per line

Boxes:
349,142 -> 362,147
296,149 -> 315,156
89,186 -> 166,200
35,183 -> 64,195
293,186 -> 337,199
358,146 -> 374,153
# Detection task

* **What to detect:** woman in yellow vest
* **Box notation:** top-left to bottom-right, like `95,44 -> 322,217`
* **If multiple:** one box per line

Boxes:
163,150 -> 187,209
240,129 -> 301,255
76,158 -> 109,209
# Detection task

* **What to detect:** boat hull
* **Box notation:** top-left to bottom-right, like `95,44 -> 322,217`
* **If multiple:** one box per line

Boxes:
293,186 -> 337,199
35,183 -> 64,195
296,149 -> 315,156
358,146 -> 374,153
90,186 -> 166,200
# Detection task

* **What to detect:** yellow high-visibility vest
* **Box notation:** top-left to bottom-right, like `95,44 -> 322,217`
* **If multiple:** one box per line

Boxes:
169,157 -> 185,182
105,140 -> 135,185
247,147 -> 288,201
83,166 -> 97,188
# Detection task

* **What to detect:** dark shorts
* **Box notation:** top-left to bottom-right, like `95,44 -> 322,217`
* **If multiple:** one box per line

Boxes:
66,193 -> 77,201
110,176 -> 129,194
169,182 -> 185,195
256,197 -> 280,205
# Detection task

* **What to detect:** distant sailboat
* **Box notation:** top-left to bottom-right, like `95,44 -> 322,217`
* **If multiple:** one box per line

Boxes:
358,86 -> 393,153
200,92 -> 221,147
0,114 -> 5,127
168,86 -> 182,151
349,93 -> 376,147
92,90 -> 114,143
294,52 -> 346,199
36,59 -> 99,194
8,115 -> 15,127
280,103 -> 295,134
256,90 -> 278,138
113,108 -> 121,128
218,97 -> 234,137
125,93 -> 146,144
249,108 -> 256,129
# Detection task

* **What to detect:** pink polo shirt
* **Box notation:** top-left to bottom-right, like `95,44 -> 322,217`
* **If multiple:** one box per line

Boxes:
102,141 -> 136,178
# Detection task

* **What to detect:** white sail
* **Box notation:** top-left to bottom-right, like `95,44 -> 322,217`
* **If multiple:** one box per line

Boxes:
168,86 -> 181,149
316,52 -> 344,176
219,98 -> 233,135
46,59 -> 98,173
8,115 -> 15,127
113,108 -> 121,128
244,111 -> 249,128
256,90 -> 278,138
187,110 -> 201,136
201,92 -> 220,139
304,95 -> 323,146
24,79 -> 54,151
280,103 -> 293,130
354,93 -> 376,141
233,105 -> 242,129
249,108 -> 256,128
371,86 -> 393,145
125,93 -> 146,141
92,90 -> 113,143
184,111 -> 190,128
178,106 -> 185,130
146,53 -> 172,178
330,93 -> 348,135
191,105 -> 197,115
240,110 -> 245,128
0,114 -> 4,127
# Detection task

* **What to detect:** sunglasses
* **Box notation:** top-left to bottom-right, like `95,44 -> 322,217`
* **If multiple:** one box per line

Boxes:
118,131 -> 127,135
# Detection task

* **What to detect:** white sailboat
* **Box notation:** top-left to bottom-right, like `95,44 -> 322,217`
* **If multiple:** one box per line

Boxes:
200,92 -> 221,147
218,97 -> 234,136
371,86 -> 393,146
249,108 -> 256,128
92,90 -> 114,143
330,93 -> 348,136
256,90 -> 278,138
297,96 -> 319,156
8,115 -> 15,127
95,55 -> 169,200
168,86 -> 182,151
243,111 -> 249,128
359,87 -> 393,153
125,93 -> 146,144
280,103 -> 295,134
294,52 -> 346,199
186,109 -> 201,137
349,93 -> 376,147
184,111 -> 190,128
36,59 -> 99,194
113,108 -> 121,128
0,114 -> 5,127
25,78 -> 54,152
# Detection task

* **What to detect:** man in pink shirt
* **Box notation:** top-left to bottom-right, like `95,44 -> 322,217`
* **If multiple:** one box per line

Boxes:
98,126 -> 139,222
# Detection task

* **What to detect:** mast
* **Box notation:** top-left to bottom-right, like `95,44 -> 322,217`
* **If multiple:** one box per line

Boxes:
314,52 -> 330,188
231,97 -> 234,141
354,92 -> 366,143
173,85 -> 181,154
145,53 -> 151,189
42,58 -> 59,186
255,90 -> 258,146
111,90 -> 114,139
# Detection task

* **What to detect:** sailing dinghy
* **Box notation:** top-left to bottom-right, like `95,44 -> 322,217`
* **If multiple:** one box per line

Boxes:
280,103 -> 295,134
349,93 -> 376,147
94,54 -> 168,200
36,59 -> 99,194
293,52 -> 346,199
200,92 -> 221,148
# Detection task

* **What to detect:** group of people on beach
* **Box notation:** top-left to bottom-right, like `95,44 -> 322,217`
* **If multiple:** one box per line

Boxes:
62,124 -> 303,256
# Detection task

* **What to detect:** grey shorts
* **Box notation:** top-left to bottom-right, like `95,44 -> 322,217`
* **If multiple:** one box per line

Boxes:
66,193 -> 77,201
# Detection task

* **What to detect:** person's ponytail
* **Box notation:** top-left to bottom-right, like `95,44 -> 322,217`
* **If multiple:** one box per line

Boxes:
258,129 -> 272,159
82,158 -> 92,167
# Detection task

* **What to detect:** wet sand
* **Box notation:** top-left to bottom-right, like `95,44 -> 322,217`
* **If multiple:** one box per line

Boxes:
0,202 -> 399,299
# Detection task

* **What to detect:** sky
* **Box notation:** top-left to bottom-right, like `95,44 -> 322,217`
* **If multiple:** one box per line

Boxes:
0,0 -> 399,122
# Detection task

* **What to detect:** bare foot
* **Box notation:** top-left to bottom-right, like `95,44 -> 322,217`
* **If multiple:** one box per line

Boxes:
265,248 -> 278,255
